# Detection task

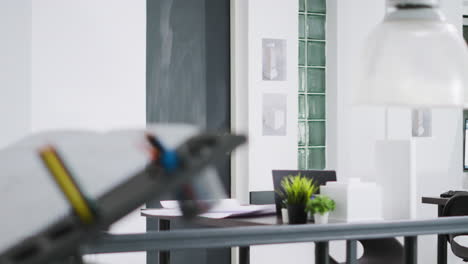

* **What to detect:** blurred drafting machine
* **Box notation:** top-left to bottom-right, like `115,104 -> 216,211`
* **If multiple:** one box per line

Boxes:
0,124 -> 245,264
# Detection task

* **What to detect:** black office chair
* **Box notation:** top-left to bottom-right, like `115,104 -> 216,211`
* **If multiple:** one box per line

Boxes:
355,239 -> 404,264
442,193 -> 468,261
250,191 -> 275,205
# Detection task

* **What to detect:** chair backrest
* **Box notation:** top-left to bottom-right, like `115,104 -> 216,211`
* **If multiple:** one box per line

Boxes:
443,193 -> 468,217
250,191 -> 275,205
441,193 -> 468,261
272,170 -> 337,216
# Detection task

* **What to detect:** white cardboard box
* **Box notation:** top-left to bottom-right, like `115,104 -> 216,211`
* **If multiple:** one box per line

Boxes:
320,178 -> 383,222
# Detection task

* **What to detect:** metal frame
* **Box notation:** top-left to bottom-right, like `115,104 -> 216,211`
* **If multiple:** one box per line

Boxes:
83,215 -> 468,264
0,134 -> 245,264
346,240 -> 357,264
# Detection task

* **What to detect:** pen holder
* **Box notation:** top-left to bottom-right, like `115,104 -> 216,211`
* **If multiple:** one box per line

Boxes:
281,208 -> 289,224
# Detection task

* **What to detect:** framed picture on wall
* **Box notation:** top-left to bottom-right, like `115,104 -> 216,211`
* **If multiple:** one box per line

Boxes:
262,93 -> 287,136
262,39 -> 287,81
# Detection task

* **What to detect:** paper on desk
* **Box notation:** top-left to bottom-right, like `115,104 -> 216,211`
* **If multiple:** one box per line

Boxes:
144,199 -> 276,219
160,198 -> 240,209
143,208 -> 183,217
199,204 -> 276,219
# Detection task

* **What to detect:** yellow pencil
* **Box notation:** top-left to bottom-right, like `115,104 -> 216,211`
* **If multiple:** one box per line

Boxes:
39,146 -> 95,225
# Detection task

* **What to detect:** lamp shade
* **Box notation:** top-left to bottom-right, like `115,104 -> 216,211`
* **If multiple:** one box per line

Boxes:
355,6 -> 468,107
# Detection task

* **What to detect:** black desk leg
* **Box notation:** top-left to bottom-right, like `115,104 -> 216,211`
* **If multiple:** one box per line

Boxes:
159,219 -> 171,264
146,218 -> 159,264
239,246 -> 250,264
315,242 -> 329,264
405,236 -> 418,264
438,205 -> 447,264
346,240 -> 357,264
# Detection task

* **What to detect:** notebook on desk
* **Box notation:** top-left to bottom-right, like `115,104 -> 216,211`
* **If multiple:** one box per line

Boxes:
143,199 -> 276,219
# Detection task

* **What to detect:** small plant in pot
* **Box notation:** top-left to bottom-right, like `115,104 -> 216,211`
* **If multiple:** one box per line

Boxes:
278,175 -> 318,224
306,195 -> 336,224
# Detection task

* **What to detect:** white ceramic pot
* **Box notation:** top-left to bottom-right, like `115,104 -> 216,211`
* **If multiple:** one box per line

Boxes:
281,208 -> 289,224
314,212 -> 329,224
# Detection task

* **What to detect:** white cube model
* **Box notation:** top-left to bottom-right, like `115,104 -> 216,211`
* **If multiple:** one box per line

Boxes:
320,178 -> 383,222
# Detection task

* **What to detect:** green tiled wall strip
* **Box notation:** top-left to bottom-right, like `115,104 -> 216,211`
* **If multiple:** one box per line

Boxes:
298,0 -> 326,170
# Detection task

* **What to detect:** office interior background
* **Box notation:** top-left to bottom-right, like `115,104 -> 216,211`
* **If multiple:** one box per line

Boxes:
2,0 -> 468,263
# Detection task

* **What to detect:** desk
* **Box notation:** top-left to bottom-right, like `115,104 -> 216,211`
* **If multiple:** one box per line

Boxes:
143,212 -> 337,264
85,214 -> 468,264
142,210 -> 401,264
140,197 -> 452,264
145,214 -> 237,264
143,212 -> 289,264
421,196 -> 449,264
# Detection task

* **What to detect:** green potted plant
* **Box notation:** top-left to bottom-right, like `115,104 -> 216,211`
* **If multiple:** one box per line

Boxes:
278,175 -> 318,224
306,195 -> 336,224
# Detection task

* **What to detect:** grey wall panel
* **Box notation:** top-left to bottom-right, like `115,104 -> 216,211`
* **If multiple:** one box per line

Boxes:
205,0 -> 230,132
147,0 -> 207,126
146,0 -> 231,195
146,1 -> 231,263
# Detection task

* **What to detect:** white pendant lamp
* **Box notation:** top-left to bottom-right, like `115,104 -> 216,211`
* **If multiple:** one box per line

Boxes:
355,0 -> 468,107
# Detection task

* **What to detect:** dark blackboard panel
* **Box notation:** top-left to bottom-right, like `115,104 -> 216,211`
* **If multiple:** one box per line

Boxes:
205,0 -> 230,132
147,0 -> 206,126
146,1 -> 231,264
205,0 -> 231,196
147,0 -> 231,131
146,0 -> 230,194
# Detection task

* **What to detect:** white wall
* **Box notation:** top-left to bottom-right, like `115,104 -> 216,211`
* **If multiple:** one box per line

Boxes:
31,0 -> 146,132
0,0 -> 32,148
328,0 -> 465,263
328,0 -> 387,179
329,0 -> 464,193
0,0 -> 147,262
246,0 -> 298,192
30,1 -> 147,263
412,2 -> 464,263
231,0 -> 298,200
231,0 -> 300,263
